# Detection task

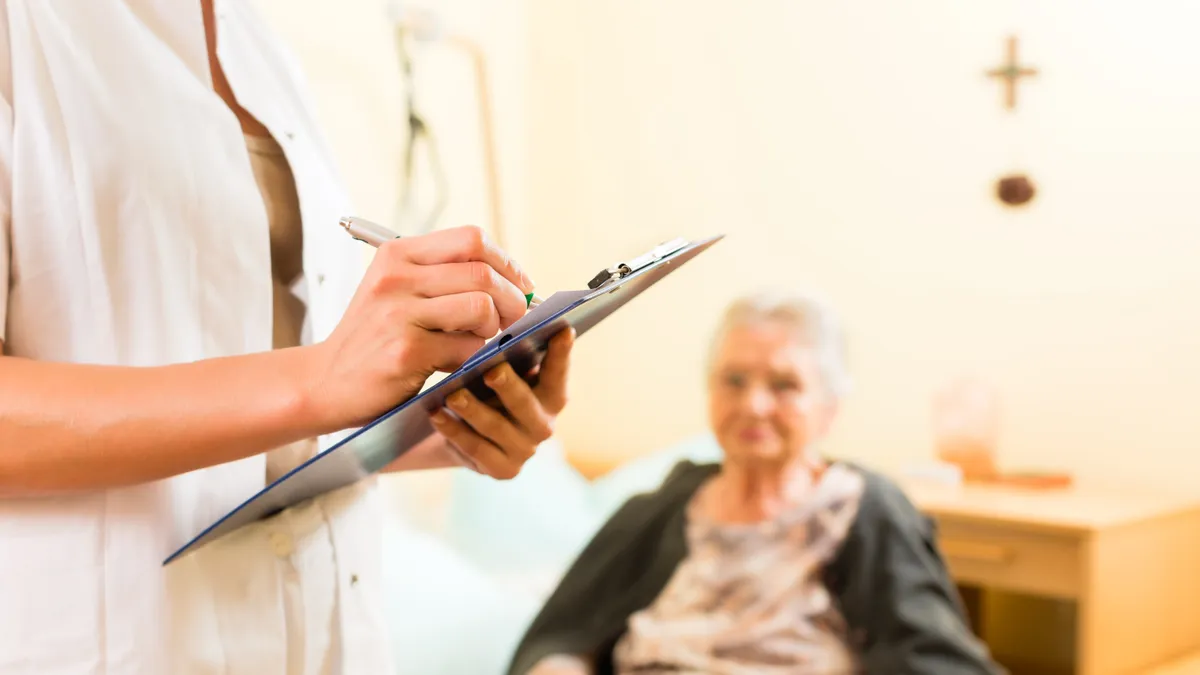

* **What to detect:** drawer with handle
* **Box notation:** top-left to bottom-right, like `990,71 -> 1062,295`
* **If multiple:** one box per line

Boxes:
932,520 -> 1082,599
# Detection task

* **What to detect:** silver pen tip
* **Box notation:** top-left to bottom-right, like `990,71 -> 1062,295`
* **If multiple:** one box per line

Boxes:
337,216 -> 353,230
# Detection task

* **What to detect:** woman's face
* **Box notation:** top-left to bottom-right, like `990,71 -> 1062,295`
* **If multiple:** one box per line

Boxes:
707,320 -> 838,466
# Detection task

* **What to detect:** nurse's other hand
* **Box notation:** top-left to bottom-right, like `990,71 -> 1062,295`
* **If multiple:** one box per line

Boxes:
306,225 -> 534,430
430,327 -> 574,480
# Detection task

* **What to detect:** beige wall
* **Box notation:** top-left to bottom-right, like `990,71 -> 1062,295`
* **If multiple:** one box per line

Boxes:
525,0 -> 1200,490
256,0 -> 1200,493
253,0 -> 529,251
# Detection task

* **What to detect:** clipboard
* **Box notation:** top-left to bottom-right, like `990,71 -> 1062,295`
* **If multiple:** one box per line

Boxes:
164,234 -> 724,564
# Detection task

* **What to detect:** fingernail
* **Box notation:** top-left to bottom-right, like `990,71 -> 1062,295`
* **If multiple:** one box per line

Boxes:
447,391 -> 468,410
487,368 -> 508,387
519,272 -> 536,294
430,410 -> 447,424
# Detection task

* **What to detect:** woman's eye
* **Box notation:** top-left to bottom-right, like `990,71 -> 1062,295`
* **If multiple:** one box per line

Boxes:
772,379 -> 800,392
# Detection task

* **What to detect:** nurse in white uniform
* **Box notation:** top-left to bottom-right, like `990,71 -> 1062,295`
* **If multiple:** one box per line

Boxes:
0,1 -> 574,673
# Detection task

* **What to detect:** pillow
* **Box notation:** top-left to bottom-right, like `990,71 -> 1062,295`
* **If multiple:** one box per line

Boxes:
442,439 -> 604,592
377,470 -> 458,536
381,516 -> 541,675
586,432 -> 724,519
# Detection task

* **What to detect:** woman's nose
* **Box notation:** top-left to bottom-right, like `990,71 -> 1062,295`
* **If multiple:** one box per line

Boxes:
741,386 -> 775,415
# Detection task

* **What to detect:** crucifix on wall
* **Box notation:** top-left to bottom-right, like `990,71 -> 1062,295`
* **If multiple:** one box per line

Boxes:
987,35 -> 1040,208
987,35 -> 1038,111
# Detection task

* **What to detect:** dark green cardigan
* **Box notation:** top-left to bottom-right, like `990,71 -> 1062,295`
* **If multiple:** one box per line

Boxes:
506,460 -> 1004,675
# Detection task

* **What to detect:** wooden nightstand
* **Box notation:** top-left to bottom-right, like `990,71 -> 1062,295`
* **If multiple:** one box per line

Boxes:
900,480 -> 1200,675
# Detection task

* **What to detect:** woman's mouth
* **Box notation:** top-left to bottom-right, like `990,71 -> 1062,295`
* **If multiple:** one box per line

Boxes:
739,427 -> 771,442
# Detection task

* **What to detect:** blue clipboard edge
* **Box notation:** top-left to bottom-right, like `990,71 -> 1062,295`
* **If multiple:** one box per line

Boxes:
163,234 -> 724,565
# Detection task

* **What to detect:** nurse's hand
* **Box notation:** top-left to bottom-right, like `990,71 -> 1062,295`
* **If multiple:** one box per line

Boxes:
430,326 -> 574,479
306,225 -> 535,430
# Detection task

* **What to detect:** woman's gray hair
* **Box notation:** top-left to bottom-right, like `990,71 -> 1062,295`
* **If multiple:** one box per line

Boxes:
707,289 -> 852,399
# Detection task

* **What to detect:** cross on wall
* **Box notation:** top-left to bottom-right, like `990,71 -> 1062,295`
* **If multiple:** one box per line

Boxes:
987,35 -> 1038,110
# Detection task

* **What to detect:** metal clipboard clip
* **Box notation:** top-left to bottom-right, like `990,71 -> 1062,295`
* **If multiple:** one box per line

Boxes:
586,237 -> 690,290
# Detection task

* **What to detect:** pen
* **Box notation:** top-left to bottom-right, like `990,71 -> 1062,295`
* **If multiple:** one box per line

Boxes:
338,216 -> 542,307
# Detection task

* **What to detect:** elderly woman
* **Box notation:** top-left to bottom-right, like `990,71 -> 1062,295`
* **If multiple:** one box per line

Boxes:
506,291 -> 1003,675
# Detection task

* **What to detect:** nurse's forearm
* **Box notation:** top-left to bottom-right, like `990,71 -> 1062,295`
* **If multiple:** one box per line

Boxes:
0,346 -> 330,496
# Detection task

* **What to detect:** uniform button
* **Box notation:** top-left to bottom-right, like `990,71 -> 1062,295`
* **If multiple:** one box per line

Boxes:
316,273 -> 326,285
285,131 -> 295,141
269,532 -> 293,558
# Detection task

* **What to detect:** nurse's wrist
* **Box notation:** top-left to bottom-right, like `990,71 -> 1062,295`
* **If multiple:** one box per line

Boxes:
280,344 -> 345,437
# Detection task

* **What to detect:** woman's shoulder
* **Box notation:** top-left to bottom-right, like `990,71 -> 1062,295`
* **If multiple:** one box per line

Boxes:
585,459 -> 719,535
822,461 -> 941,602
833,460 -> 932,535
663,459 -> 722,487
623,459 -> 720,513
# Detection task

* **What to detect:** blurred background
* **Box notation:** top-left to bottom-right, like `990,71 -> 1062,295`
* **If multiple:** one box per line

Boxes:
253,1 -> 1200,673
